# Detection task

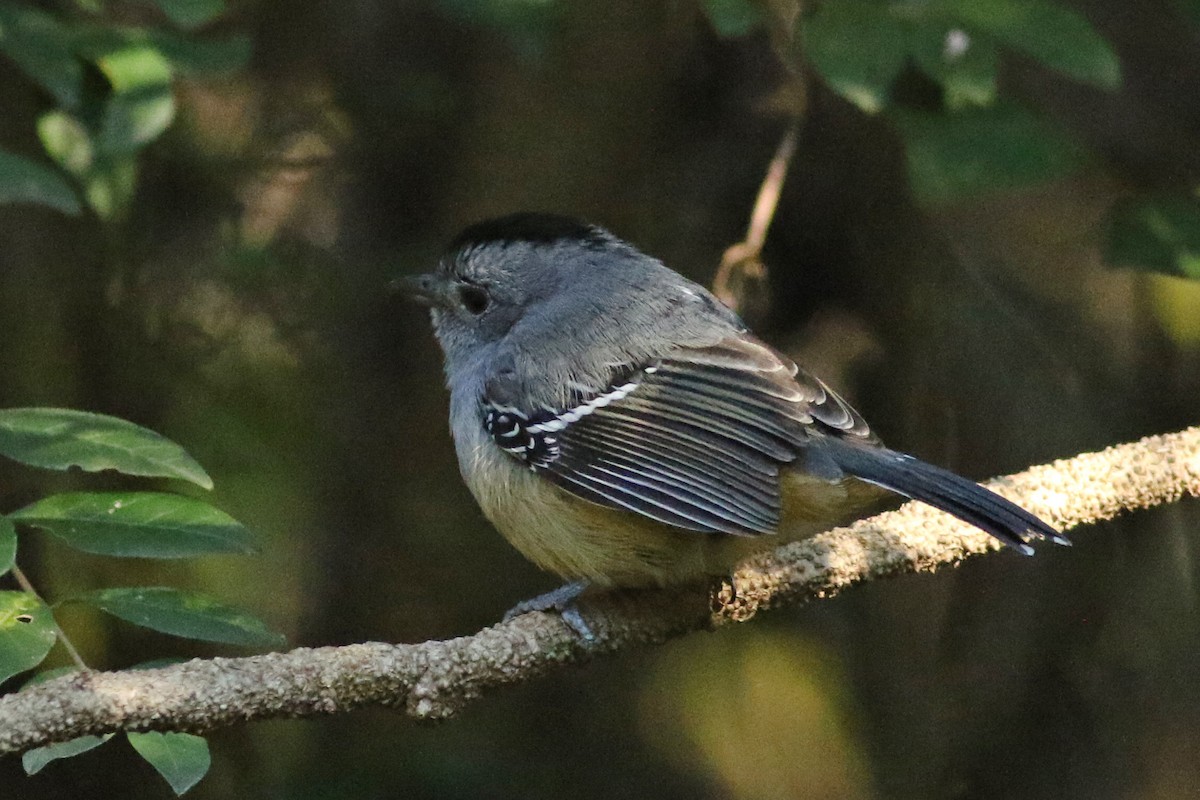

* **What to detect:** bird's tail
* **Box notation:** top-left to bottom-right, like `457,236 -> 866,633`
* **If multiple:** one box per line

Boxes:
820,439 -> 1069,554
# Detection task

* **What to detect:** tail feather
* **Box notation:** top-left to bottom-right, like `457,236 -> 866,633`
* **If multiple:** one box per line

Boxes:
822,439 -> 1068,554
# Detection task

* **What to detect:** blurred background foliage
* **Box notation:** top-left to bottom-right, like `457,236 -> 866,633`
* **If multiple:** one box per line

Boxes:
2,0 -> 1200,797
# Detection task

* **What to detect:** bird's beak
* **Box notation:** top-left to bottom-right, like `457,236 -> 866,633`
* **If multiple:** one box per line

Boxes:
391,273 -> 444,307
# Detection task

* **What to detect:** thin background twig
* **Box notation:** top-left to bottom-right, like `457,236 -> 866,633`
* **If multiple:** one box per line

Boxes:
712,122 -> 800,311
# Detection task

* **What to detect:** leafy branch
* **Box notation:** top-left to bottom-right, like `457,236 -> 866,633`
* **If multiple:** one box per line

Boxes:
0,408 -> 282,794
0,0 -> 248,220
0,425 -> 1196,767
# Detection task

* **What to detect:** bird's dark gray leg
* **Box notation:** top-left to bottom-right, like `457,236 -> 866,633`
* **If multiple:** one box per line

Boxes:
503,580 -> 594,640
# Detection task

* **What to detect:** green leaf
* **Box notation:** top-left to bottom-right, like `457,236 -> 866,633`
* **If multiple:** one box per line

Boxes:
802,0 -> 909,113
907,25 -> 1000,108
23,734 -> 114,775
69,20 -> 143,61
702,0 -> 764,37
0,407 -> 213,489
0,517 -> 15,575
0,149 -> 81,215
83,159 -> 138,220
1145,273 -> 1200,346
23,664 -> 79,686
1105,192 -> 1200,279
938,0 -> 1120,89
95,44 -> 176,156
0,592 -> 57,684
0,2 -> 83,108
97,39 -> 174,92
433,0 -> 564,59
99,87 -> 175,156
1173,0 -> 1200,27
128,732 -> 211,795
76,587 -> 285,647
149,30 -> 251,75
11,492 -> 256,559
894,103 -> 1086,204
38,111 -> 94,178
149,0 -> 226,29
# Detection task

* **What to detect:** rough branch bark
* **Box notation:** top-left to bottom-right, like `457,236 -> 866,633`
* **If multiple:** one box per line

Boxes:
1,426 -> 1198,756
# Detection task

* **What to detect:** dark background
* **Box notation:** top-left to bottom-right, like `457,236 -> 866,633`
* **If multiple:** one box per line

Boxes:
2,0 -> 1200,797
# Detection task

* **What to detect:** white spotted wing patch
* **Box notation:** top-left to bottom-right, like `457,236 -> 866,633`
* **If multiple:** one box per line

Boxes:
484,381 -> 641,470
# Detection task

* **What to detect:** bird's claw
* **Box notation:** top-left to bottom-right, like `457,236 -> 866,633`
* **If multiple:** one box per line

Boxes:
503,580 -> 595,640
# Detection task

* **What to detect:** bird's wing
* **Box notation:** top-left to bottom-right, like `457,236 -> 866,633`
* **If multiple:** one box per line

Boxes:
482,336 -> 873,535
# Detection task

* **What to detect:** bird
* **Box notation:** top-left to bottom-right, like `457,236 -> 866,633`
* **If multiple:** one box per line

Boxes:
400,212 -> 1067,636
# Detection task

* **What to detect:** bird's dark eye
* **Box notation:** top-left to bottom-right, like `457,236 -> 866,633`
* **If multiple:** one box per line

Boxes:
458,284 -> 490,315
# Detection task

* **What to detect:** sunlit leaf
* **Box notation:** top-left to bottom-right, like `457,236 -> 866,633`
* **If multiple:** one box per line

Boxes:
0,149 -> 81,215
83,159 -> 138,220
0,517 -> 15,576
38,111 -> 94,178
76,587 -> 286,647
0,408 -> 213,488
0,2 -> 83,108
95,44 -> 176,156
641,629 -> 872,798
702,0 -> 764,37
894,103 -> 1086,204
1146,274 -> 1200,346
97,40 -> 173,91
1105,192 -> 1200,279
149,0 -> 226,29
100,88 -> 175,156
23,735 -> 114,775
938,0 -> 1120,89
802,0 -> 908,113
11,492 -> 256,558
0,592 -> 57,684
128,732 -> 211,795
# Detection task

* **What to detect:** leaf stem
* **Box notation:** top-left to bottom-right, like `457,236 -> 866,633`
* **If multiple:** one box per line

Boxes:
10,564 -> 89,672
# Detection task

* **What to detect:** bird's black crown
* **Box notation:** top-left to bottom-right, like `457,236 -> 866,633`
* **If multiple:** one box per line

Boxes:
447,213 -> 612,254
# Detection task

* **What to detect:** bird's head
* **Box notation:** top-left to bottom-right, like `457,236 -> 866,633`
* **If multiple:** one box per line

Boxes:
398,213 -> 644,368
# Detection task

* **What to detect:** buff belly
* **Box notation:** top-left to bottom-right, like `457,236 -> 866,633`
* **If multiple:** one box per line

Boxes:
465,444 -> 710,586
460,436 -> 878,588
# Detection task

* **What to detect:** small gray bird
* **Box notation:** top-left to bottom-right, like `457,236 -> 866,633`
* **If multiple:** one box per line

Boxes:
402,213 -> 1066,634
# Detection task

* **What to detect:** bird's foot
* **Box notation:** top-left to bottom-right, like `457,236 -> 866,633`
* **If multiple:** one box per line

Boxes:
503,580 -> 594,640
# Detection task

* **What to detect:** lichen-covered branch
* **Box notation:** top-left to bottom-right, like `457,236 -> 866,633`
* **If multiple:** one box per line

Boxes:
1,426 -> 1198,756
